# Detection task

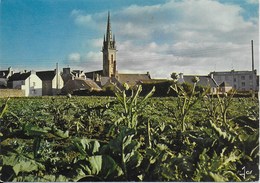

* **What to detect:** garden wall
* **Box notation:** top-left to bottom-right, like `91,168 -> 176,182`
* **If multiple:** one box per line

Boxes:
0,89 -> 25,97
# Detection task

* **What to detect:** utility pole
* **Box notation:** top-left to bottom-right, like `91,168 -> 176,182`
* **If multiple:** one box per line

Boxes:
251,40 -> 254,71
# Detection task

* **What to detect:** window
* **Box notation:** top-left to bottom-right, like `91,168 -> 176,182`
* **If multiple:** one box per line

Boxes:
242,82 -> 245,87
241,76 -> 245,80
33,82 -> 36,87
234,85 -> 236,89
233,78 -> 236,82
249,75 -> 253,80
225,75 -> 229,80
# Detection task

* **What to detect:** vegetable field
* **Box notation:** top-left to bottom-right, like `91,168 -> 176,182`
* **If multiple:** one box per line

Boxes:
0,85 -> 259,182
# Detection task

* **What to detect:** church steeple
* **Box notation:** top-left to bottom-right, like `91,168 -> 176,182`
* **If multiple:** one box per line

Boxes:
106,11 -> 112,42
102,11 -> 117,77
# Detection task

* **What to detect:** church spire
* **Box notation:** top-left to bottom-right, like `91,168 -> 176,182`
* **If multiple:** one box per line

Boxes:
106,11 -> 112,42
102,11 -> 117,77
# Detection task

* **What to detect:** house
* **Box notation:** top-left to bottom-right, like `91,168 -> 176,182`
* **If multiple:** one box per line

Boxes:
36,69 -> 64,96
177,73 -> 218,94
0,67 -> 13,88
209,70 -> 258,91
137,79 -> 175,96
219,82 -> 233,93
8,71 -> 42,96
61,78 -> 102,94
115,73 -> 151,88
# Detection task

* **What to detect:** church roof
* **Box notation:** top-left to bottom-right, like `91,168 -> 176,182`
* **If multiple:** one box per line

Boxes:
36,70 -> 56,81
62,78 -> 102,93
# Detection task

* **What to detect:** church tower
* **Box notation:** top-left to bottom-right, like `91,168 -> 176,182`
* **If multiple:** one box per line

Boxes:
102,12 -> 117,77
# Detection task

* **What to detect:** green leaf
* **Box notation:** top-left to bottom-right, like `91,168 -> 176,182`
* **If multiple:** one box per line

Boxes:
87,155 -> 102,175
209,172 -> 227,182
13,159 -> 44,175
125,151 -> 143,170
73,138 -> 100,156
23,123 -> 50,136
53,128 -> 69,138
80,155 -> 123,180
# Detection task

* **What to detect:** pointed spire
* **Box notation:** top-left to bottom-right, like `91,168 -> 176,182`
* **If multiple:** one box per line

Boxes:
106,11 -> 112,42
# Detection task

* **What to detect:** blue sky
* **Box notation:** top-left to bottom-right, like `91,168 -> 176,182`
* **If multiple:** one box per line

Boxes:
0,0 -> 259,78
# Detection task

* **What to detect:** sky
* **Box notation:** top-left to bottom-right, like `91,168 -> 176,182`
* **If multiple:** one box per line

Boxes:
0,0 -> 259,79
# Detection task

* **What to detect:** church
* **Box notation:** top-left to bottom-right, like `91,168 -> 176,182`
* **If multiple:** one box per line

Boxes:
85,12 -> 151,90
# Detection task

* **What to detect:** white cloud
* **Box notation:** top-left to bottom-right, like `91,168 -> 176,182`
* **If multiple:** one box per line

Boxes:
116,40 -> 255,78
69,0 -> 259,78
68,52 -> 81,62
70,9 -> 98,28
65,51 -> 102,72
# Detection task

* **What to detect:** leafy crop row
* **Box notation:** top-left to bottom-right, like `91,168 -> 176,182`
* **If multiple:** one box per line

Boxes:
0,82 -> 259,181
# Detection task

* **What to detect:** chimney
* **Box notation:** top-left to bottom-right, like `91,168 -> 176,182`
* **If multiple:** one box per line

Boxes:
8,67 -> 14,76
63,68 -> 70,74
179,73 -> 184,79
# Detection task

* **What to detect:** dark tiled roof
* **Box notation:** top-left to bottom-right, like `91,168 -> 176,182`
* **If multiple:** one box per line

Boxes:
85,70 -> 103,79
116,73 -> 151,86
0,70 -> 9,78
36,70 -> 56,81
62,78 -> 102,93
8,72 -> 31,81
181,75 -> 218,87
138,79 -> 171,84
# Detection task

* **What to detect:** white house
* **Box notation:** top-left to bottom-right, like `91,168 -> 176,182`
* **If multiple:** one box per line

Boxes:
209,70 -> 258,92
36,70 -> 63,96
8,71 -> 42,96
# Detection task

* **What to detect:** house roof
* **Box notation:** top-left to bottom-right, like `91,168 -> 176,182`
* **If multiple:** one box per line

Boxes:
138,79 -> 171,84
8,72 -> 31,81
85,70 -> 103,79
116,73 -> 151,87
0,70 -> 9,79
36,70 -> 56,81
210,70 -> 255,75
62,78 -> 102,93
180,75 -> 218,87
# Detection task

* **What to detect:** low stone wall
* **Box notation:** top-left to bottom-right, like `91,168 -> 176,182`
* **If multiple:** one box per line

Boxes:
0,89 -> 25,97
